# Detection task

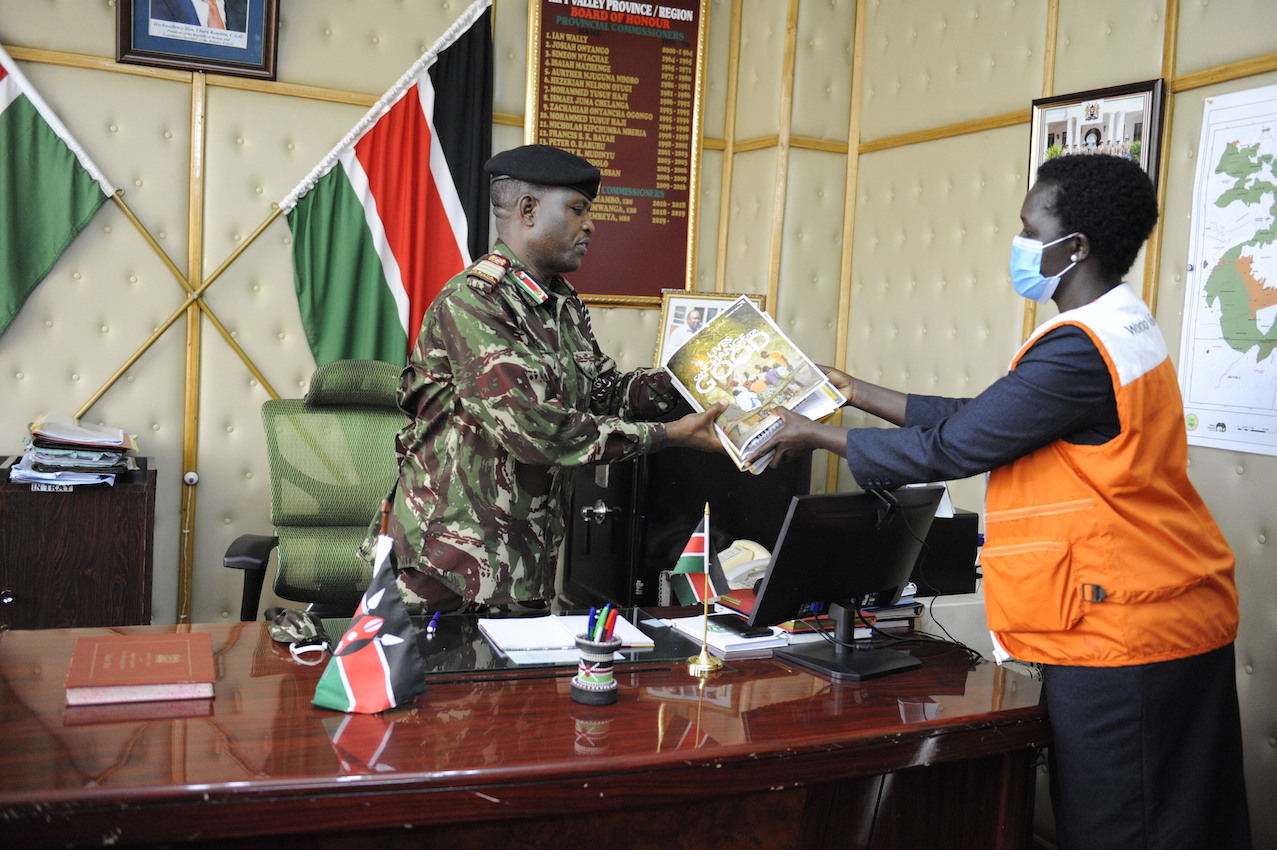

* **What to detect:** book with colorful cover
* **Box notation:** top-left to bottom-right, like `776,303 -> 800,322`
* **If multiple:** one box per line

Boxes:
65,632 -> 216,706
663,296 -> 845,473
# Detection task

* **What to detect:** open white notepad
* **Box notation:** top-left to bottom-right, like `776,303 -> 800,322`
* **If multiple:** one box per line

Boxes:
477,614 -> 654,654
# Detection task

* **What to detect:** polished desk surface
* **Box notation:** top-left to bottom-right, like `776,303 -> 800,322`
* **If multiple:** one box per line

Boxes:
0,617 -> 1047,847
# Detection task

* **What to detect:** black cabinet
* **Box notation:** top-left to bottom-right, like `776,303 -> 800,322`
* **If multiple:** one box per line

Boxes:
564,448 -> 811,607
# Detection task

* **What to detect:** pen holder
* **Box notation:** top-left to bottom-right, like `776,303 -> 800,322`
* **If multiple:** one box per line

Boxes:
569,634 -> 622,705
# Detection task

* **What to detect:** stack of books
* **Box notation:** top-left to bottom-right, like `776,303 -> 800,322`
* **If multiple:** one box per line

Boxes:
8,413 -> 138,487
665,614 -> 788,660
715,588 -> 925,640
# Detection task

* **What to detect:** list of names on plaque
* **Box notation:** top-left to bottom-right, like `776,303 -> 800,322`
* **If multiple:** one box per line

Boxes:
534,0 -> 703,300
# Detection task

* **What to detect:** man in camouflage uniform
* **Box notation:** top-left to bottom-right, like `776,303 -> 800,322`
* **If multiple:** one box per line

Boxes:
364,144 -> 725,614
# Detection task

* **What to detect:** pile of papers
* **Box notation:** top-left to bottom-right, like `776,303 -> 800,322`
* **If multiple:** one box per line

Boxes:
8,414 -> 138,487
665,615 -> 791,660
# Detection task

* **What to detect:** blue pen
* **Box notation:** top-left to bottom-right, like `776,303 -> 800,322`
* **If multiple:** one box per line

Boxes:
426,610 -> 441,637
587,606 -> 598,639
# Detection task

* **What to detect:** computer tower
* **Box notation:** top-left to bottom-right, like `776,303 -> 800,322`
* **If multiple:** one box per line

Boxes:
563,447 -> 811,608
910,508 -> 980,596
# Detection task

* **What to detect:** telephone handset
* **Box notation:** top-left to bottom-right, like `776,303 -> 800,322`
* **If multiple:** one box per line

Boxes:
719,539 -> 772,589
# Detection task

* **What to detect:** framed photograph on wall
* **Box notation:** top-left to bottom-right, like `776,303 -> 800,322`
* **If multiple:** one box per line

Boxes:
655,291 -> 766,367
1029,79 -> 1164,189
117,0 -> 280,80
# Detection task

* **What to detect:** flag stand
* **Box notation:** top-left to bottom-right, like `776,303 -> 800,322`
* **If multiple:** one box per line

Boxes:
686,592 -> 722,678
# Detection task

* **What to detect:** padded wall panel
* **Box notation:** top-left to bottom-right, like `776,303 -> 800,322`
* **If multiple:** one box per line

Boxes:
1177,0 -> 1277,77
700,0 -> 732,139
276,0 -> 464,93
590,305 -> 664,373
733,0 -> 786,140
791,0 -> 854,142
493,0 -> 528,117
860,0 -> 1045,141
0,0 -> 115,56
722,147 -> 778,294
777,147 -> 845,365
1052,0 -> 1164,96
844,127 -> 1029,510
694,147 -> 723,293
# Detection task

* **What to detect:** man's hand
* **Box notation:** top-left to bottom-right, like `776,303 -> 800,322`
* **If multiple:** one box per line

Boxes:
664,402 -> 729,453
752,406 -> 849,466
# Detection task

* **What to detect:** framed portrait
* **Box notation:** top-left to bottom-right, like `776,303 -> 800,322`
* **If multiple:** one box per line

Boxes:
117,0 -> 280,80
1029,79 -> 1164,189
655,291 -> 766,367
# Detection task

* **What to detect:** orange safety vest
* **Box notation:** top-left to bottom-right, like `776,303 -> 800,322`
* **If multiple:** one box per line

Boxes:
983,284 -> 1237,666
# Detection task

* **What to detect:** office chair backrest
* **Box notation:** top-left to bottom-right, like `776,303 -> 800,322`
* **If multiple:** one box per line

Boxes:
262,359 -> 405,609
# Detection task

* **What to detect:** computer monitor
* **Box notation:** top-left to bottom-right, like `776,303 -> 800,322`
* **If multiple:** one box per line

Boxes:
745,486 -> 944,681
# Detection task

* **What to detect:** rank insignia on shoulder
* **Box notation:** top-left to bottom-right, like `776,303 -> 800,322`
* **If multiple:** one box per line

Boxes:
513,270 -> 549,304
467,253 -> 511,290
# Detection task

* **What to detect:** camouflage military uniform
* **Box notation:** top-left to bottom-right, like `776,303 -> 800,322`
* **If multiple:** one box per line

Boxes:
363,243 -> 680,610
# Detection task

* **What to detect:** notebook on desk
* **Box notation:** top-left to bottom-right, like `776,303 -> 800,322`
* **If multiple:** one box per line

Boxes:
320,609 -> 701,676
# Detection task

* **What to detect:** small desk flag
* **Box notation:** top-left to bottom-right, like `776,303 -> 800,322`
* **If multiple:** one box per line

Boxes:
313,524 -> 426,714
669,504 -> 730,605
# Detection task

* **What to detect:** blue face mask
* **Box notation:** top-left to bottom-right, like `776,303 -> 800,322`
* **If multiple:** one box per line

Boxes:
1009,232 -> 1080,303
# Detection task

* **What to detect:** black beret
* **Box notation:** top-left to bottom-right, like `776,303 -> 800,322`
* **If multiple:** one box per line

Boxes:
484,144 -> 601,200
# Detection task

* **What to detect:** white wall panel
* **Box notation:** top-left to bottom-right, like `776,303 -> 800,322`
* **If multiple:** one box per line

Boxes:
734,0 -> 786,140
777,147 -> 845,363
493,0 -> 529,118
695,146 -> 724,292
845,127 -> 1029,511
276,0 -> 464,94
1177,0 -> 1277,77
723,146 -> 778,293
1053,0 -> 1164,95
791,0 -> 854,142
700,0 -> 733,139
860,0 -> 1045,140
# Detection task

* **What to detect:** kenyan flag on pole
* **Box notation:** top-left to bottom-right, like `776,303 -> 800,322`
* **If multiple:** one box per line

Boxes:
280,0 -> 492,365
670,503 -> 730,605
0,44 -> 114,339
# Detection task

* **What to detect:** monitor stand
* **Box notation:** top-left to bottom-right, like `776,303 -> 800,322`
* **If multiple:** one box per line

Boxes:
771,601 -> 921,681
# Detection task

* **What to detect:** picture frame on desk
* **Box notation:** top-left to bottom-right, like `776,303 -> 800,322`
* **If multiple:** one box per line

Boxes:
655,290 -> 766,367
116,0 -> 280,80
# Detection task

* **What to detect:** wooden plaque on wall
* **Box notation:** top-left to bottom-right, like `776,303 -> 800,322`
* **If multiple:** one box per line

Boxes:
527,0 -> 709,305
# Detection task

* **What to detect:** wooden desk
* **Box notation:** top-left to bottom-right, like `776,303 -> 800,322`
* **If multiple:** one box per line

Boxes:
0,621 -> 1048,849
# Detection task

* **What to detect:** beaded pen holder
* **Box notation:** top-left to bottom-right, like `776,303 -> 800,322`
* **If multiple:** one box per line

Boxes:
569,634 -> 623,705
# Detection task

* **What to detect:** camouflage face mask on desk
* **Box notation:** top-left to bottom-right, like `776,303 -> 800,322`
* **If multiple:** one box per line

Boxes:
267,608 -> 331,664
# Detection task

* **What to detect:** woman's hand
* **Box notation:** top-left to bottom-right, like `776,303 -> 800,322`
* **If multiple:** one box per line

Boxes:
818,364 -> 854,404
751,406 -> 849,466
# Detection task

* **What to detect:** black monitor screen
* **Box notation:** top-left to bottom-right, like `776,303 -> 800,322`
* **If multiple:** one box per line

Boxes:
745,486 -> 944,681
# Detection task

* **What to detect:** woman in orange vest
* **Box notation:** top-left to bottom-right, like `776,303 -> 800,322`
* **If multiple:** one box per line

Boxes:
758,154 -> 1249,849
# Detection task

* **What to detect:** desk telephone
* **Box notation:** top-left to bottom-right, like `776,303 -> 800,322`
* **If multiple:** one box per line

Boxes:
720,539 -> 771,589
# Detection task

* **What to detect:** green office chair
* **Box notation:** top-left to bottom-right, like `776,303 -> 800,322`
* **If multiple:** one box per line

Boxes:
224,359 -> 406,621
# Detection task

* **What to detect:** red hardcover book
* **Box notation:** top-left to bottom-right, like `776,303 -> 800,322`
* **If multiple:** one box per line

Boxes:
65,632 -> 216,706
717,588 -> 756,616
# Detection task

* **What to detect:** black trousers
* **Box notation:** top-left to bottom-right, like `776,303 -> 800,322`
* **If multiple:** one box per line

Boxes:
1042,643 -> 1251,850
